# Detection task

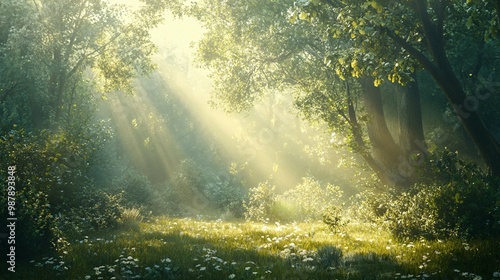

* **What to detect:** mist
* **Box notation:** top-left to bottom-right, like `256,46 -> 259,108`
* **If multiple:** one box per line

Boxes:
98,11 -> 361,204
1,1 -> 499,278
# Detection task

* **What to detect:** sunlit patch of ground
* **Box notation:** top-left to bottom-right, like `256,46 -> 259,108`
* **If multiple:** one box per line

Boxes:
6,217 -> 500,279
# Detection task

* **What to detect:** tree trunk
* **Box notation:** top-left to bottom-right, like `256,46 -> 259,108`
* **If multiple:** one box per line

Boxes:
412,0 -> 500,176
360,77 -> 407,187
431,61 -> 500,175
54,75 -> 66,127
345,80 -> 392,186
49,46 -> 65,130
397,74 -> 426,155
395,74 -> 429,184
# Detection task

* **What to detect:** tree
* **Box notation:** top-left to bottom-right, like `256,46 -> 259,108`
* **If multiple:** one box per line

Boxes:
0,0 -> 172,131
295,0 -> 500,176
189,0 -> 428,187
0,0 -> 44,130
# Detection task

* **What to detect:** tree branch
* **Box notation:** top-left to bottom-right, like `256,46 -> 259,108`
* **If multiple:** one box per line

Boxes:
67,30 -> 123,79
63,0 -> 90,68
380,26 -> 440,79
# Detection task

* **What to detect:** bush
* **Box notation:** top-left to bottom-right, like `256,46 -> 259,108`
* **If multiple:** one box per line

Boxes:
347,189 -> 393,224
111,169 -> 153,206
0,127 -> 118,258
169,159 -> 205,196
384,150 -> 500,240
244,181 -> 276,222
385,180 -> 500,240
273,177 -> 344,222
202,174 -> 245,218
322,205 -> 347,232
0,182 -> 53,259
111,169 -> 165,215
384,187 -> 440,239
158,182 -> 182,215
53,187 -> 122,236
164,160 -> 245,217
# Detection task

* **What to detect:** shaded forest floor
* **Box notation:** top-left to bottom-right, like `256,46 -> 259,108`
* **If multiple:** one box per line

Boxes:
4,217 -> 500,279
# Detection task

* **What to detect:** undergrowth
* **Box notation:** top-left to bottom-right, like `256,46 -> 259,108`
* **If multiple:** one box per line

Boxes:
2,217 -> 499,279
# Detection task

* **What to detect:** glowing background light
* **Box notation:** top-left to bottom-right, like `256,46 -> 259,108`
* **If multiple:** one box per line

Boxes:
97,5 -> 358,200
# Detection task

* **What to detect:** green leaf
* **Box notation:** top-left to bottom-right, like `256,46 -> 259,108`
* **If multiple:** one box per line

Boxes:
299,11 -> 309,20
466,17 -> 473,29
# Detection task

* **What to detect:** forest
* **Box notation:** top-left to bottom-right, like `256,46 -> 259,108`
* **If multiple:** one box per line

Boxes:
1,0 -> 500,279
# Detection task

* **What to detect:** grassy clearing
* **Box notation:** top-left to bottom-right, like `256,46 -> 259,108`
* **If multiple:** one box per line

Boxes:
3,217 -> 500,279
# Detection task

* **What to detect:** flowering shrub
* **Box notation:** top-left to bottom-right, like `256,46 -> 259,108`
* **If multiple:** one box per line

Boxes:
244,181 -> 276,222
245,177 -> 345,223
346,150 -> 500,240
53,188 -> 122,235
385,179 -> 500,240
384,188 -> 441,239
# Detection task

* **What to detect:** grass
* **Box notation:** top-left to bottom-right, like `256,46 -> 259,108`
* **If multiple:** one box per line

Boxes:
3,217 -> 500,279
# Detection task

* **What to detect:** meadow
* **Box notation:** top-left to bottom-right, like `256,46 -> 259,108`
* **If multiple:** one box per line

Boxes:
4,217 -> 500,280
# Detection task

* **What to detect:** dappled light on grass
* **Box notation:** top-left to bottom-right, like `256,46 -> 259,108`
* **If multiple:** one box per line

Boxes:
9,217 -> 499,280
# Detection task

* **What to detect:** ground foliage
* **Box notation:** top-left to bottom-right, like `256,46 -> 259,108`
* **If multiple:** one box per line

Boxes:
0,126 -> 121,258
2,217 -> 499,280
1,0 -> 499,277
349,150 -> 500,240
